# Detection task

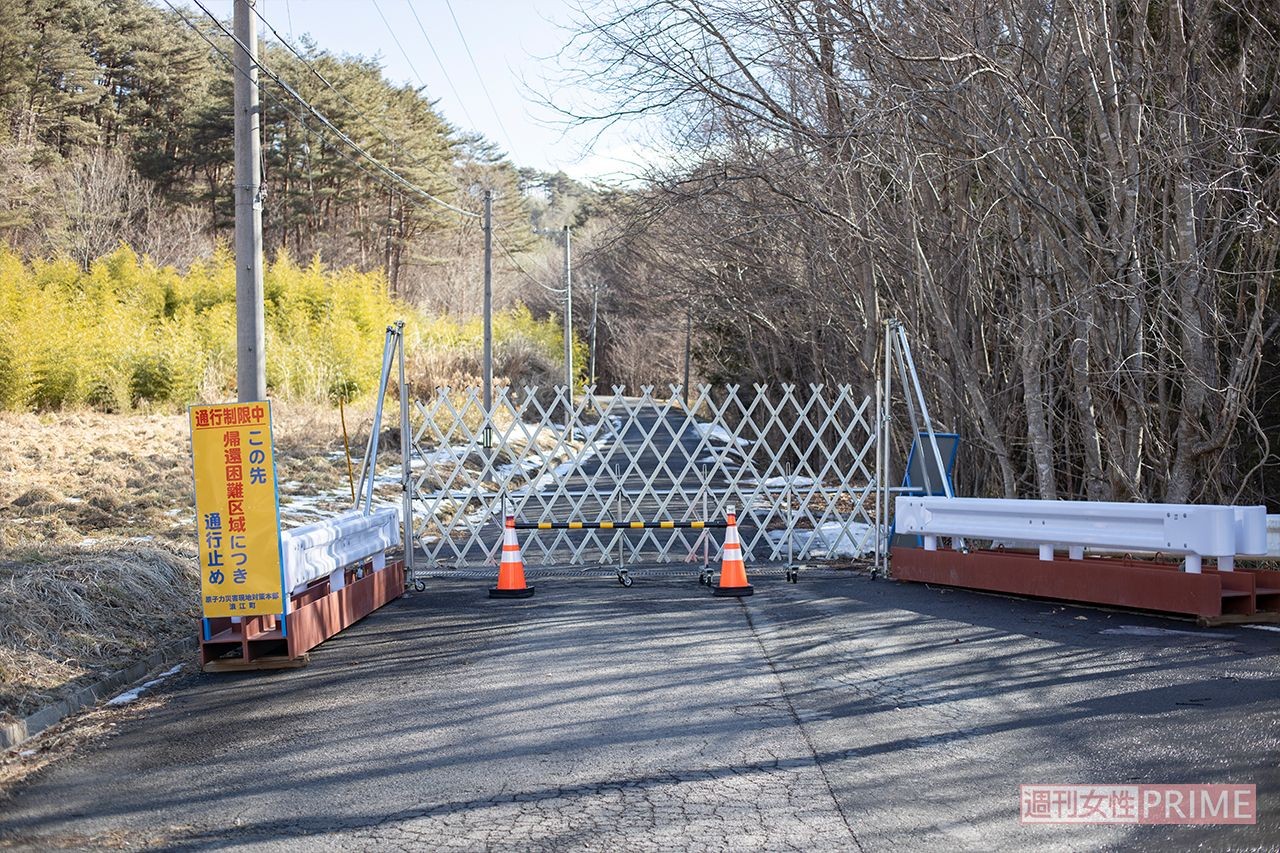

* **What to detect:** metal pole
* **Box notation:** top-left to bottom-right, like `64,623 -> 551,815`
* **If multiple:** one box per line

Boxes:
873,378 -> 883,577
233,0 -> 265,402
786,463 -> 794,569
397,321 -> 414,581
896,324 -> 953,498
358,327 -> 396,513
702,465 -> 709,569
588,284 -> 599,389
563,225 -> 573,422
682,306 -> 692,406
482,190 -> 493,413
880,321 -> 893,575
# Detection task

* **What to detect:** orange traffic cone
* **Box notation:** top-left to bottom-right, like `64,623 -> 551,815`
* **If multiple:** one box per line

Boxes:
713,505 -> 753,597
490,516 -> 535,598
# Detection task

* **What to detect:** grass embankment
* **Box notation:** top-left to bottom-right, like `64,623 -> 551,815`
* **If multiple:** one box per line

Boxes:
0,403 -> 358,722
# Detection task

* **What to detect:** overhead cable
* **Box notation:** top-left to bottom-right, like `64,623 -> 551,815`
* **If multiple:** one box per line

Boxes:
172,0 -> 479,219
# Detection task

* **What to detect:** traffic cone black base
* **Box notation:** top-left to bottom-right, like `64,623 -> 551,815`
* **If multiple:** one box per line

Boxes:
489,586 -> 535,599
713,584 -> 753,597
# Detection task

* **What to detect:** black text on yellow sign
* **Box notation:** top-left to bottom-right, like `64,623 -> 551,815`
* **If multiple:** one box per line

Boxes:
189,401 -> 285,618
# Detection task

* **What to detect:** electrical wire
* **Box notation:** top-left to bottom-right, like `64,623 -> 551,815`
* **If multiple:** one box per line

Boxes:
170,0 -> 479,219
166,1 -> 599,300
378,0 -> 481,134
250,3 -> 429,168
161,0 -> 479,221
494,232 -> 566,294
437,0 -> 519,157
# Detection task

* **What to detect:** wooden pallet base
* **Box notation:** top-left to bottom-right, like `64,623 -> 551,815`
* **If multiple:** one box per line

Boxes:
200,560 -> 404,671
891,547 -> 1280,622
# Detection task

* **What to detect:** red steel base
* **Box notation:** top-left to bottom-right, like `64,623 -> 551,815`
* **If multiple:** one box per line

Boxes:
199,560 -> 405,669
891,547 -> 1280,622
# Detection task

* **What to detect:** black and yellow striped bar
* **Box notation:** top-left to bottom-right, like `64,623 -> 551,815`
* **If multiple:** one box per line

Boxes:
516,520 -> 727,530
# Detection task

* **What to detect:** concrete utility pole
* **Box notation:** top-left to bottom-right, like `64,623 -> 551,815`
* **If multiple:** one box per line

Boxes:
233,0 -> 266,402
588,284 -> 599,389
482,190 -> 493,415
683,306 -> 692,405
563,225 -> 573,416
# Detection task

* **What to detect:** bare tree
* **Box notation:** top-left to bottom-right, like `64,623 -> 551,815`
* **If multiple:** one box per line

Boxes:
561,0 -> 1280,502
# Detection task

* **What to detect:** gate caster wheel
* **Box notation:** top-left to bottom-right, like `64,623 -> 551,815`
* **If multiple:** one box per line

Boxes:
620,574 -> 633,588
786,569 -> 798,583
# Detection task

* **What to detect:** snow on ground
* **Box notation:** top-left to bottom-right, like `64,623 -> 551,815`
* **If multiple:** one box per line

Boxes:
106,665 -> 183,707
744,475 -> 818,490
494,457 -> 543,483
693,422 -> 752,448
766,520 -> 878,559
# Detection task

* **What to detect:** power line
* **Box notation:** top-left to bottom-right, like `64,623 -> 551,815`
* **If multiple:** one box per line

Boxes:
220,24 -> 471,230
168,0 -> 479,219
375,0 -> 481,134
165,1 -> 582,304
368,0 -> 430,92
249,3 -> 436,172
437,0 -> 519,158
494,231 -> 565,294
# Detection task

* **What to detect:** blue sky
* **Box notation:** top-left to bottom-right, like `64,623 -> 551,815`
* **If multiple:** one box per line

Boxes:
189,0 -> 649,182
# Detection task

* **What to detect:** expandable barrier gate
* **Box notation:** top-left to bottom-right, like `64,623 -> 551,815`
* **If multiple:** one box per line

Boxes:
405,384 -> 879,580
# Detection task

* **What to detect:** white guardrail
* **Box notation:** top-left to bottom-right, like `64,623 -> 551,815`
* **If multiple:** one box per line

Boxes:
280,507 -> 401,595
894,497 -> 1267,573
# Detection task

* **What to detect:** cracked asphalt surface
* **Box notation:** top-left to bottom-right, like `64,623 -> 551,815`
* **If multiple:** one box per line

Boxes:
1,572 -> 1278,850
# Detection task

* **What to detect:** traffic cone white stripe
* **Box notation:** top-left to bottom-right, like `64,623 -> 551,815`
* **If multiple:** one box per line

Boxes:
491,514 -> 534,597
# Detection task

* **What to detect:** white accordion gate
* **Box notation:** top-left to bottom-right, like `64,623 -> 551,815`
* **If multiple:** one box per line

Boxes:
406,384 -> 879,579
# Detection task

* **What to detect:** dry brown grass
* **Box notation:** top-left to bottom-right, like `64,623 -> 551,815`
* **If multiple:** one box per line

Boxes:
0,401 -> 359,723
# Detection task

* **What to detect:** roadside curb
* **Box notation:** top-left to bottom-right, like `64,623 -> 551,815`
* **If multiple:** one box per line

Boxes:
1,636 -> 195,752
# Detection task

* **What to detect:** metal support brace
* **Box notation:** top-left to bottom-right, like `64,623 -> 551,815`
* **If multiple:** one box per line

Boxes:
396,321 -> 414,580
355,326 -> 397,512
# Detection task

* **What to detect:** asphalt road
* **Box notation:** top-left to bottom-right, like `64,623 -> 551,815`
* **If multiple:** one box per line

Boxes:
2,573 -> 1278,850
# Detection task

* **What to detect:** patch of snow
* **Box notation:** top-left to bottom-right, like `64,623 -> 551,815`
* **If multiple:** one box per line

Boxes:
693,422 -> 752,447
767,520 -> 878,559
744,476 -> 818,490
493,458 -> 543,482
106,664 -> 183,707
573,422 -> 611,441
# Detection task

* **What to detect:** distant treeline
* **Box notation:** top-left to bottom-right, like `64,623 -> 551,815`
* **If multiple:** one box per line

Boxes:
0,0 -> 603,311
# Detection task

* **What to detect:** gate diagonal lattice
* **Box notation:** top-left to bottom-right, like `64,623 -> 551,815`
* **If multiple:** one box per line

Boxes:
407,384 -> 879,576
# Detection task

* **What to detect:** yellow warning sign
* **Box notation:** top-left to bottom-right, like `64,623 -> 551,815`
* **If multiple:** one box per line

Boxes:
189,401 -> 285,618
